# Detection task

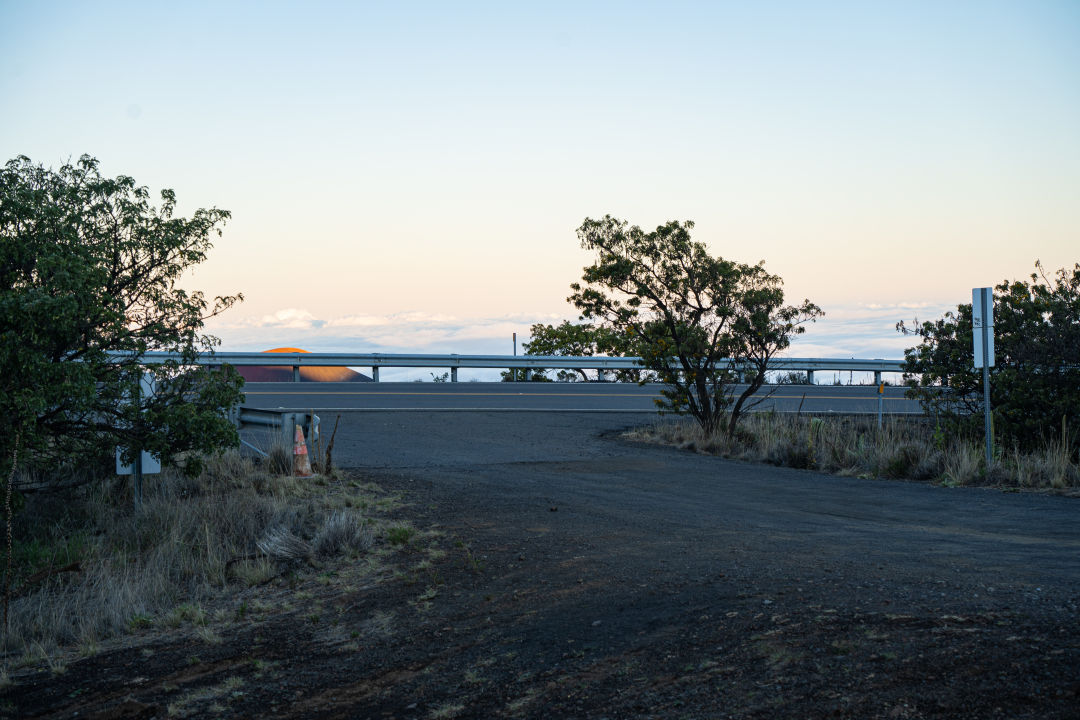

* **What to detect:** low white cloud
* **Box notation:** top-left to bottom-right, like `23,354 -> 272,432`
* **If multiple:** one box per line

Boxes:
252,308 -> 325,330
206,309 -> 569,355
206,302 -> 956,363
781,299 -> 957,360
325,315 -> 393,328
865,301 -> 941,311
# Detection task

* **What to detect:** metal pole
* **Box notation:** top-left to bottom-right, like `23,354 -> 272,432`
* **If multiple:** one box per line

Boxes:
282,412 -> 295,453
133,447 -> 143,509
983,362 -> 992,469
512,333 -> 517,382
981,292 -> 993,471
877,382 -> 884,431
130,371 -> 142,509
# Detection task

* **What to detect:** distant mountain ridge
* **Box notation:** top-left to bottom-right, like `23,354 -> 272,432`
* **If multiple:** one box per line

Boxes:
235,348 -> 373,382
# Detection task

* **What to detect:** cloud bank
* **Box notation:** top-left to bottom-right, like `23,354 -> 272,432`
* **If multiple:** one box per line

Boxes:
205,302 -> 955,381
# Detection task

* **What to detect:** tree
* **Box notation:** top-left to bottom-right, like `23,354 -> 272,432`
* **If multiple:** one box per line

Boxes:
0,155 -> 245,477
498,363 -> 554,382
507,320 -> 656,383
899,262 -> 1080,452
569,216 -> 822,436
521,321 -> 598,382
500,321 -> 609,382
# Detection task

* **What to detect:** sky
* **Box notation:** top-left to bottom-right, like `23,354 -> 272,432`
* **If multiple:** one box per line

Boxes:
2,1 -> 1078,377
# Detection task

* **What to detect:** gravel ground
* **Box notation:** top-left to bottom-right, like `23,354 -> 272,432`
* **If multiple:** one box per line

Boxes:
6,414 -> 1079,719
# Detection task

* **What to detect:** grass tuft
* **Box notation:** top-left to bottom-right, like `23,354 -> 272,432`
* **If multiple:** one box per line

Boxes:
313,511 -> 374,558
628,414 -> 1078,490
1,450 -> 385,664
386,524 -> 416,546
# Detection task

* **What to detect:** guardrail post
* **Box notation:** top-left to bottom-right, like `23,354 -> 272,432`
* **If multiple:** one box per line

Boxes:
597,369 -> 607,382
874,370 -> 881,385
292,365 -> 300,383
372,366 -> 380,382
806,370 -> 815,385
451,367 -> 458,382
281,411 -> 295,450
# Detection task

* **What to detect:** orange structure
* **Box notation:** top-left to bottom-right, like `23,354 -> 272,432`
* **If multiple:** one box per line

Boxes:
236,348 -> 371,382
292,424 -> 314,477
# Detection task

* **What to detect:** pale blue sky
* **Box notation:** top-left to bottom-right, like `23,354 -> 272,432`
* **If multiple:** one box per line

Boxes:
3,1 -> 1078,366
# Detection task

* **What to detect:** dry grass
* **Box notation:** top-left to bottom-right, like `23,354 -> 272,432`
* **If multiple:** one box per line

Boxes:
627,414 -> 1079,490
940,441 -> 981,487
1,450 -> 383,663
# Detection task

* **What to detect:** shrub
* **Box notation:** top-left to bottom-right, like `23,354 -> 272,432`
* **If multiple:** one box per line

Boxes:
1,451 -> 379,657
899,263 -> 1080,454
629,415 -> 1076,490
1,154 -> 244,478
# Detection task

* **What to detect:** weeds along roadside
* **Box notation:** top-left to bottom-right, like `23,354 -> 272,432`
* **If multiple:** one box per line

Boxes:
0,448 -> 414,672
627,413 -> 1080,490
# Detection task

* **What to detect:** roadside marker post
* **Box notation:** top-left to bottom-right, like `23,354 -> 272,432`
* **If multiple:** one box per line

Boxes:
116,372 -> 161,509
972,287 -> 995,472
877,381 -> 884,430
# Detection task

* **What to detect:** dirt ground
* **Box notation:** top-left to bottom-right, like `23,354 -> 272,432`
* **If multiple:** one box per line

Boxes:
4,432 -> 1079,719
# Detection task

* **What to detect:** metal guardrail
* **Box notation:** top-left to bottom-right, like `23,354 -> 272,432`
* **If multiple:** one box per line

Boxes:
228,406 -> 319,458
117,351 -> 906,383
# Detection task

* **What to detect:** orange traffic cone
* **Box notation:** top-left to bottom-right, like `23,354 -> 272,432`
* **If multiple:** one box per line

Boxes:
293,424 -> 314,477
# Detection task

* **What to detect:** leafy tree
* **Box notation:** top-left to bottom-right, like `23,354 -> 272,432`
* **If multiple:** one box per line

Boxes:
899,262 -> 1080,452
498,364 -> 553,382
0,155 -> 245,477
499,322 -> 587,382
569,215 -> 822,436
501,321 -> 606,382
508,320 -> 656,382
521,321 -> 599,382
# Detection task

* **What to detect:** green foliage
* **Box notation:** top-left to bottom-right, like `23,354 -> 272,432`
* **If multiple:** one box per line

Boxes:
386,525 -> 415,546
498,366 -> 553,382
569,216 -> 822,436
498,322 -> 592,382
502,320 -> 655,383
511,321 -> 599,382
0,154 -> 244,475
11,532 -> 88,585
128,613 -> 154,631
899,262 -> 1080,452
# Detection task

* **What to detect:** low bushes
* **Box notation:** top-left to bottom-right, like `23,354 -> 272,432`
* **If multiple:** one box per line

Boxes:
628,414 -> 1079,490
1,451 -> 381,664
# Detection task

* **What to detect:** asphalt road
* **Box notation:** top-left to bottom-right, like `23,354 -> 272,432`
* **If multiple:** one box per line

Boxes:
241,381 -> 921,414
367,412 -> 1080,592
242,407 -> 1080,600
343,409 -> 1080,611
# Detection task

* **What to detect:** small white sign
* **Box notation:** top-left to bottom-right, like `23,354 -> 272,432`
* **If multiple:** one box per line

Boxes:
115,371 -> 161,475
972,287 -> 995,368
116,447 -> 161,475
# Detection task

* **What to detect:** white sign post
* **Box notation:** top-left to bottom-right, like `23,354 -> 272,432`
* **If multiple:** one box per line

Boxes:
972,287 -> 994,471
116,372 -> 161,508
